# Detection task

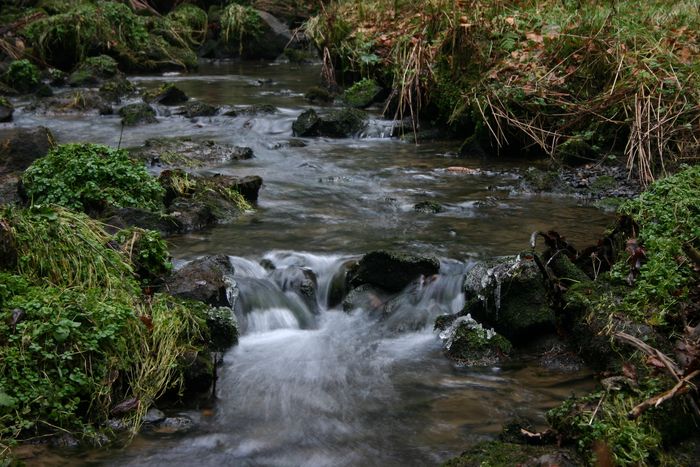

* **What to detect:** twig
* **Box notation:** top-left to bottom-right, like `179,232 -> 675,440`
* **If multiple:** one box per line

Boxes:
628,370 -> 700,419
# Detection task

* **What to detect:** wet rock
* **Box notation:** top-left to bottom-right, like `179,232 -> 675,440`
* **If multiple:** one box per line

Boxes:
225,174 -> 262,203
342,283 -> 391,313
0,174 -> 21,205
165,254 -> 237,308
152,416 -> 195,434
224,104 -> 278,117
27,90 -> 112,115
439,314 -> 512,365
132,137 -> 255,169
349,250 -> 440,293
143,408 -> 166,424
442,440 -> 582,467
181,351 -> 215,396
292,108 -> 321,137
180,100 -> 218,118
414,200 -> 444,213
106,418 -> 129,431
270,266 -> 319,313
167,197 -> 216,232
101,207 -> 181,237
305,86 -> 334,104
342,78 -> 382,109
119,102 -> 157,126
328,259 -> 357,309
317,108 -> 369,138
0,126 -> 55,173
0,97 -> 14,122
463,254 -> 554,342
459,133 -> 488,158
143,83 -> 189,106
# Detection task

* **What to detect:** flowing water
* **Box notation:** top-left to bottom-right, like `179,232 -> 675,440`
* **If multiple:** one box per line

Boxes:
9,62 -> 614,466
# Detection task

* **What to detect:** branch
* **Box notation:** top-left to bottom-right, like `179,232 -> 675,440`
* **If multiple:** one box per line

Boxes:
628,370 -> 700,419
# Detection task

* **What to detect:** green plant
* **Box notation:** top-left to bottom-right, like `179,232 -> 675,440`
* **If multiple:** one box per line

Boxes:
2,60 -> 40,93
220,4 -> 264,55
114,228 -> 172,286
162,4 -> 208,47
22,143 -> 164,214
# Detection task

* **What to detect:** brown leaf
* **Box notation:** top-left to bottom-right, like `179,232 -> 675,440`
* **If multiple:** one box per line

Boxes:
111,397 -> 140,415
525,32 -> 543,44
505,16 -> 516,26
622,363 -> 638,382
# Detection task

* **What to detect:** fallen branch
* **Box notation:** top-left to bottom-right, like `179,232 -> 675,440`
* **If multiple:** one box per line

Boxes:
628,370 -> 700,419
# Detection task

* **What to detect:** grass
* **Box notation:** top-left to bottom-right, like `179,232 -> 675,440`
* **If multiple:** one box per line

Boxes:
306,0 -> 700,182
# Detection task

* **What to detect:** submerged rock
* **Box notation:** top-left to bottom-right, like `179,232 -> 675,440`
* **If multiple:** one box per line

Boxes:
349,250 -> 440,293
179,100 -> 218,118
462,254 -> 553,342
271,266 -> 319,314
119,102 -> 157,126
132,137 -> 255,169
165,254 -> 237,308
414,200 -> 444,213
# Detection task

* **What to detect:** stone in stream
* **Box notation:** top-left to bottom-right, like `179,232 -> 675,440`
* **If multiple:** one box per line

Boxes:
0,126 -> 55,173
119,102 -> 157,126
438,313 -> 512,366
67,55 -> 119,87
179,100 -> 218,118
99,75 -> 136,103
461,253 -> 554,342
348,250 -> 440,293
292,108 -> 321,137
131,137 -> 255,169
270,266 -> 319,314
143,83 -> 189,106
341,78 -> 382,109
101,207 -> 181,237
165,254 -> 237,308
292,108 -> 369,138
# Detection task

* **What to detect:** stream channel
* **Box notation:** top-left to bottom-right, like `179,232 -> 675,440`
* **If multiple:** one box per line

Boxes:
14,62 -> 614,466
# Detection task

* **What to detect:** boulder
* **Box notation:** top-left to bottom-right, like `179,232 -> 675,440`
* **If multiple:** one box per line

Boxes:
317,108 -> 368,138
179,100 -> 218,118
119,102 -> 157,126
341,79 -> 382,109
0,126 -> 55,173
292,108 -> 320,137
0,174 -> 21,206
99,76 -> 136,103
305,86 -> 334,105
205,306 -> 238,352
167,197 -> 216,232
462,254 -> 554,342
0,97 -> 13,122
67,55 -> 119,87
414,200 -> 444,213
328,259 -> 357,308
27,90 -> 113,115
348,250 -> 440,293
342,283 -> 391,313
143,83 -> 189,106
224,104 -> 277,117
101,207 -> 181,237
165,254 -> 237,308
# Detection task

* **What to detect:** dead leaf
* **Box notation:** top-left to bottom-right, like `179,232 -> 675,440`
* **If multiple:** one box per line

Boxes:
526,32 -> 543,44
447,166 -> 480,174
505,16 -> 516,26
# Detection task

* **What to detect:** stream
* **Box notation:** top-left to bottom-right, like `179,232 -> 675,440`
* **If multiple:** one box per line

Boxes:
11,62 -> 614,466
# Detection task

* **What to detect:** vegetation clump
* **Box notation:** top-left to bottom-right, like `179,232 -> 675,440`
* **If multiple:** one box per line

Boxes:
220,4 -> 264,56
21,143 -> 164,214
1,60 -> 40,93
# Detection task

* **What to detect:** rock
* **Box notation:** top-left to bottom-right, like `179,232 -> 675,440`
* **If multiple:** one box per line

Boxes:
342,78 -> 382,109
463,254 -> 554,342
317,108 -> 368,138
244,10 -> 291,60
224,104 -> 278,117
152,416 -> 195,434
439,314 -> 512,365
205,306 -> 238,352
342,284 -> 391,313
459,132 -> 488,158
224,175 -> 262,203
143,83 -> 189,106
179,100 -> 218,118
26,90 -> 112,115
305,86 -> 334,104
270,266 -> 319,313
167,197 -> 216,232
101,207 -> 181,237
165,254 -> 237,308
349,250 -> 440,293
0,126 -> 55,173
119,102 -> 157,126
181,351 -> 215,396
143,408 -> 166,424
292,108 -> 320,137
0,174 -> 21,206
328,259 -> 357,309
414,200 -> 444,213
133,137 -> 255,169
442,441 -> 582,467
556,136 -> 596,167
0,97 -> 14,122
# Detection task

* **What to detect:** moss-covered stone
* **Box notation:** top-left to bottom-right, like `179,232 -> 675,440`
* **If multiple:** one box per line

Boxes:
0,97 -> 14,123
67,55 -> 119,86
440,314 -> 512,365
143,83 -> 189,106
317,107 -> 369,137
414,200 -> 444,213
2,60 -> 41,94
99,76 -> 135,103
179,100 -> 218,118
443,441 -> 581,466
119,102 -> 157,126
305,86 -> 334,104
521,167 -> 561,192
292,108 -> 321,136
349,250 -> 440,293
342,78 -> 382,108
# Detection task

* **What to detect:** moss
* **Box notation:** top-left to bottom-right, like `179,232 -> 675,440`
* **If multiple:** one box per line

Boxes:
99,76 -> 135,103
442,441 -> 570,466
522,167 -> 560,192
590,175 -> 616,193
443,316 -> 512,364
68,55 -> 119,86
414,200 -> 444,213
2,60 -> 40,93
113,227 -> 172,287
164,4 -> 208,47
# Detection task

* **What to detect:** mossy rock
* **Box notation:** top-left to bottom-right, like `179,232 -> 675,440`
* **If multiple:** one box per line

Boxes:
292,108 -> 321,136
589,175 -> 616,194
68,55 -> 119,87
204,306 -> 238,352
521,167 -> 561,192
0,126 -> 55,173
119,102 -> 157,126
305,86 -> 334,104
2,60 -> 41,94
349,250 -> 440,293
317,108 -> 369,138
143,83 -> 188,106
440,315 -> 512,365
414,200 -> 444,213
341,78 -> 382,109
179,100 -> 218,118
99,76 -> 135,103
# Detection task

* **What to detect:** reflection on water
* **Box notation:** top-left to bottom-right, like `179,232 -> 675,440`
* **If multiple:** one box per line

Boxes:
7,62 -> 608,466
